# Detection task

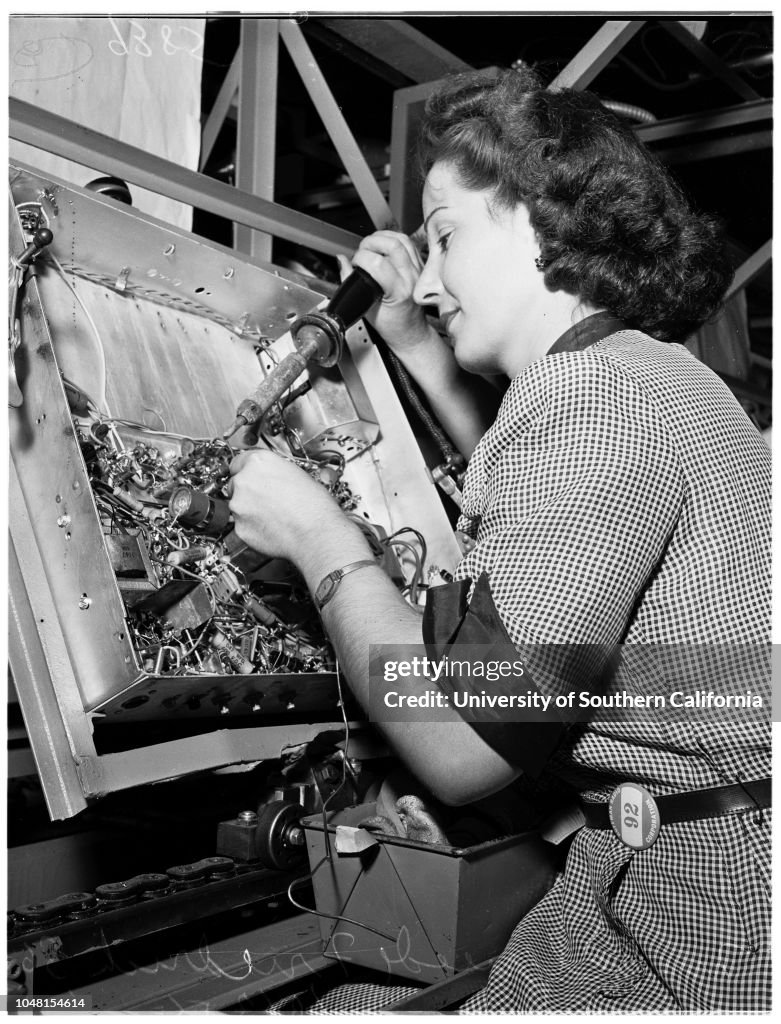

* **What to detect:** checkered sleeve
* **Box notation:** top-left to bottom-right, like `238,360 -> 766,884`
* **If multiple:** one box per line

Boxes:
458,354 -> 686,654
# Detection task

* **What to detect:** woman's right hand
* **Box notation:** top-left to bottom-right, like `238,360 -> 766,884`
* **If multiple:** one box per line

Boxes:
338,230 -> 434,353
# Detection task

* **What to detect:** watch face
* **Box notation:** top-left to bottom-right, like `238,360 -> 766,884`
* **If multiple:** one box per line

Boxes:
316,574 -> 338,608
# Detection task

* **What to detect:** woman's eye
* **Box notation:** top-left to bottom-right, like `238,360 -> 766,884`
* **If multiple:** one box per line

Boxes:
437,232 -> 452,253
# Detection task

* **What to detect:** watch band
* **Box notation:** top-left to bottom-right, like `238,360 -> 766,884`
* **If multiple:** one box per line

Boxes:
314,559 -> 377,611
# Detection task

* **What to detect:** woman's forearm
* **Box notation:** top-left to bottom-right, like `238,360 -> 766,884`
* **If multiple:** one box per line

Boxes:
294,520 -> 520,805
387,323 -> 501,459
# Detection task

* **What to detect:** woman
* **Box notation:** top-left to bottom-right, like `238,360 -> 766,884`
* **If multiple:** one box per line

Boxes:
228,68 -> 770,1011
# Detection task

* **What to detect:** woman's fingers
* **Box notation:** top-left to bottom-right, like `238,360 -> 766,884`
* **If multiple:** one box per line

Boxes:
357,230 -> 424,276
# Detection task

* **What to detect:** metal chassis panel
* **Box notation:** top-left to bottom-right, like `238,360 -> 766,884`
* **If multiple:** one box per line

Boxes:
10,458 -> 350,816
8,165 -> 460,818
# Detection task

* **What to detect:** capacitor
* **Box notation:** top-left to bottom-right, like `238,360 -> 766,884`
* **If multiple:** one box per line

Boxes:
244,595 -> 279,626
169,486 -> 231,536
167,545 -> 213,566
210,629 -> 254,674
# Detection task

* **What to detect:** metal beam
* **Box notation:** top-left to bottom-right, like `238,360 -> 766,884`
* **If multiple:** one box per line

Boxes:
653,129 -> 771,166
235,18 -> 279,260
10,98 -> 362,257
316,18 -> 471,83
199,50 -> 240,171
726,240 -> 772,301
659,20 -> 761,103
636,99 -> 772,145
549,20 -> 645,90
280,19 -> 394,231
302,19 -> 413,89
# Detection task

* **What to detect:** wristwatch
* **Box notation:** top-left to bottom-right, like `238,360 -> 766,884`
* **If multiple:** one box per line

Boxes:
314,559 -> 376,611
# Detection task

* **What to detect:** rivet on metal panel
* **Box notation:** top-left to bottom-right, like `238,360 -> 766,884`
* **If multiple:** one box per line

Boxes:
55,494 -> 62,503
72,481 -> 81,491
223,268 -> 235,280
163,244 -> 176,256
115,267 -> 131,291
64,532 -> 71,541
78,594 -> 92,611
56,515 -> 71,528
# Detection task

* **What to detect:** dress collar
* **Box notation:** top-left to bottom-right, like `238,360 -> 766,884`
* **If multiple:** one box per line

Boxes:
548,311 -> 628,356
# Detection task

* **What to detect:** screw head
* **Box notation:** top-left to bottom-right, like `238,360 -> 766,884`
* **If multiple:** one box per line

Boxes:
238,810 -> 258,823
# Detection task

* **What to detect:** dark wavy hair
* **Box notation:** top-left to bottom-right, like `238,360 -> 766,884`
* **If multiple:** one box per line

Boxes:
418,68 -> 733,342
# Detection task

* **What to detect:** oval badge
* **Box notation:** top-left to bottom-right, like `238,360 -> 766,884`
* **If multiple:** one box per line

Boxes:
608,783 -> 661,850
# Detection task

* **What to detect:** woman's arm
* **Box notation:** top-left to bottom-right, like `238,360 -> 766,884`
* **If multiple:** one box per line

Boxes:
228,450 -> 520,805
341,231 -> 500,458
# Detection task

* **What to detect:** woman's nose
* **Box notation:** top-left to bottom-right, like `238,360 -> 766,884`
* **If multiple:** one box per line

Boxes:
412,255 -> 441,307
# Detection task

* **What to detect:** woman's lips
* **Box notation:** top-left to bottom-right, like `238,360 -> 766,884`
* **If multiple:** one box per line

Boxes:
439,310 -> 460,336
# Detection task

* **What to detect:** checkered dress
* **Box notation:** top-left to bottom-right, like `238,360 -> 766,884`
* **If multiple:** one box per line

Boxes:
295,325 -> 770,1014
454,328 -> 771,1012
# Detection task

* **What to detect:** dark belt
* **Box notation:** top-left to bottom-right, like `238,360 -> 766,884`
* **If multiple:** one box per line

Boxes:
581,778 -> 771,830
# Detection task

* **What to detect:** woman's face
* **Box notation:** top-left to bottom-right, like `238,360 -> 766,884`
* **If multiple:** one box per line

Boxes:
414,161 -> 548,376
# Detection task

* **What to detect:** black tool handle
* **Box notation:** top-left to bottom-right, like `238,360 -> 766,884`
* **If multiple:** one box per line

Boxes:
16,228 -> 54,267
326,266 -> 384,329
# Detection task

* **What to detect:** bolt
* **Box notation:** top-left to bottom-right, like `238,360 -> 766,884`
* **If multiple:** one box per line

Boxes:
78,595 -> 91,610
238,810 -> 258,824
286,826 -> 305,847
56,514 -> 71,528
